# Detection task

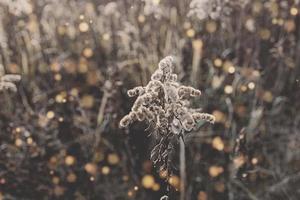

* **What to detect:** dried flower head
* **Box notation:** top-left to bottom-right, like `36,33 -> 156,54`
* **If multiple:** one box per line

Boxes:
120,56 -> 215,172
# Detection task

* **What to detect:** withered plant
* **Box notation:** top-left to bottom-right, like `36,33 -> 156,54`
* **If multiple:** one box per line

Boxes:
120,56 -> 215,198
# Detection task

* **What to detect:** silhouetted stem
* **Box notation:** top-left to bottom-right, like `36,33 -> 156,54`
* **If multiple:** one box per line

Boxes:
180,136 -> 186,200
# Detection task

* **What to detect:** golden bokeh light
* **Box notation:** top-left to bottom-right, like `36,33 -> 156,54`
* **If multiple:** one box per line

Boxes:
168,175 -> 180,189
84,163 -> 98,175
65,155 -> 76,166
79,22 -> 89,32
209,166 -> 224,177
224,85 -> 233,94
212,136 -> 224,151
107,153 -> 120,165
101,166 -> 110,175
142,175 -> 155,189
67,173 -> 77,183
46,111 -> 55,119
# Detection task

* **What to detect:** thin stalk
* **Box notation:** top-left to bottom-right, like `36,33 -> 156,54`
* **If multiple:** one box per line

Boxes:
179,136 -> 186,200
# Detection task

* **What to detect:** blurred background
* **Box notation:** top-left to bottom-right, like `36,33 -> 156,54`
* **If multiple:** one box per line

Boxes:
0,0 -> 299,199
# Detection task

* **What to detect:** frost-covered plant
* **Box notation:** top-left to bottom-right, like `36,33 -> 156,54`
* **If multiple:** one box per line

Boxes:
188,0 -> 223,20
120,56 -> 215,172
188,0 -> 249,20
0,0 -> 32,16
0,74 -> 21,92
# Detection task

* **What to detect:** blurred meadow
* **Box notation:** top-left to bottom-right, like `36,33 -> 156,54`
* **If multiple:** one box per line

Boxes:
0,0 -> 300,199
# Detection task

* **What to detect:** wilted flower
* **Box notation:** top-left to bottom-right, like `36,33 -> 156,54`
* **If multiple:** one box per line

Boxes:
120,56 -> 214,172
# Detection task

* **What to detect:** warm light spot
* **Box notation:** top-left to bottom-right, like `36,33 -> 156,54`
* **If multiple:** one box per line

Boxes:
26,137 -> 33,145
55,94 -> 64,103
152,0 -> 160,5
245,18 -> 255,32
0,178 -> 5,184
259,29 -> 271,40
212,110 -> 226,123
277,18 -> 284,26
240,85 -> 247,92
197,191 -> 207,200
138,15 -> 145,23
67,173 -> 77,183
101,166 -> 110,175
192,39 -> 203,51
223,60 -> 234,71
70,88 -> 79,97
83,48 -> 93,58
206,20 -> 217,33
248,82 -> 255,90
15,138 -> 23,147
47,111 -> 55,119
252,1 -> 262,13
79,14 -> 85,20
127,190 -> 134,197
186,28 -> 195,38
51,62 -> 60,72
272,18 -> 278,24
224,85 -> 233,94
50,157 -> 57,164
142,175 -> 155,189
152,183 -> 160,191
108,153 -> 120,165
212,136 -> 224,151
123,175 -> 129,181
168,175 -> 180,189
85,163 -> 98,175
79,22 -> 89,32
102,33 -> 110,41
290,7 -> 298,16
263,91 -> 273,102
233,155 -> 246,168
80,95 -> 94,108
252,70 -> 260,77
54,74 -> 62,81
228,66 -> 235,74
214,58 -> 223,67
251,157 -> 258,165
52,176 -> 60,184
209,166 -> 224,177
159,170 -> 168,179
65,155 -> 76,166
134,186 -> 139,191
90,176 -> 95,181
284,20 -> 296,32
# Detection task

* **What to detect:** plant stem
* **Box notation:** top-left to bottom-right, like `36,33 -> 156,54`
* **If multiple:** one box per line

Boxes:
180,136 -> 186,200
